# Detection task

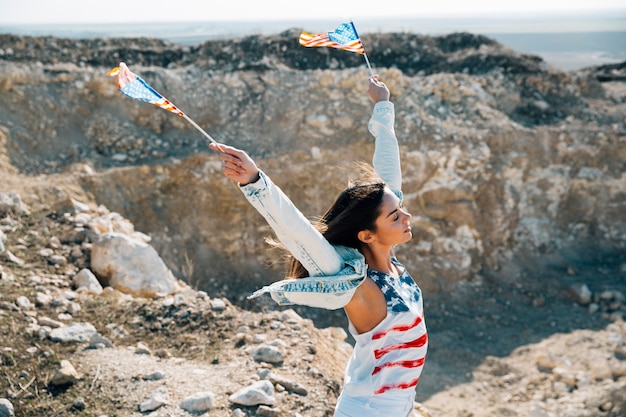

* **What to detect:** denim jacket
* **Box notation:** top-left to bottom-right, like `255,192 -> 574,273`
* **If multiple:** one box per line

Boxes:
240,101 -> 401,310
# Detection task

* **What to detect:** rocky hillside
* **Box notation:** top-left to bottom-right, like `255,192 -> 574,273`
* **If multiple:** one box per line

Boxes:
1,31 -> 624,297
0,30 -> 625,416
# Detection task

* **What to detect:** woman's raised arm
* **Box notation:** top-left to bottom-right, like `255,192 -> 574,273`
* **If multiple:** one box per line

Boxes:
209,143 -> 344,277
367,76 -> 402,197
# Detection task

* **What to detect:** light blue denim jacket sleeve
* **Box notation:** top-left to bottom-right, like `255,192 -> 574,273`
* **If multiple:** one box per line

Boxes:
239,101 -> 401,310
370,101 -> 402,200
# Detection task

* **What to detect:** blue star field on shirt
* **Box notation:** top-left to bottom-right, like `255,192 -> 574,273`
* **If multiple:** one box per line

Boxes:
369,262 -> 422,313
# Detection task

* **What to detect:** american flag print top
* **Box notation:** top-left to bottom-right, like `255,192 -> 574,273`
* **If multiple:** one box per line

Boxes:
342,258 -> 428,399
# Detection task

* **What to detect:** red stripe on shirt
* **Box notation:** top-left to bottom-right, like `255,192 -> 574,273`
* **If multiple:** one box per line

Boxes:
374,377 -> 420,394
372,357 -> 426,375
374,333 -> 428,360
372,315 -> 423,340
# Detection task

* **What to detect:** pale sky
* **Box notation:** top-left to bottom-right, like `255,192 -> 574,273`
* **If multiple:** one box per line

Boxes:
1,0 -> 625,25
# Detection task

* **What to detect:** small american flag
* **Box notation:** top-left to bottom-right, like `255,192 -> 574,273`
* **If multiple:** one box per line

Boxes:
106,62 -> 219,145
299,22 -> 365,55
106,62 -> 183,116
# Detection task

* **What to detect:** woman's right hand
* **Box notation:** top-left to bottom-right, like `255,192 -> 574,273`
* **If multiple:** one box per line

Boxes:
209,143 -> 260,185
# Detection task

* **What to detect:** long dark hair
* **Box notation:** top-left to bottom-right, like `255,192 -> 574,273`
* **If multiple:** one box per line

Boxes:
272,164 -> 386,279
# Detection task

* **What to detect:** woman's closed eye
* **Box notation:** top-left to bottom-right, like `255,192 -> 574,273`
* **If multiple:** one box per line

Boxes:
394,204 -> 406,220
386,208 -> 400,221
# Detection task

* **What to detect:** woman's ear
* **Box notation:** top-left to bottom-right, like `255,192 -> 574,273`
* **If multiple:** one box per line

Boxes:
357,229 -> 375,244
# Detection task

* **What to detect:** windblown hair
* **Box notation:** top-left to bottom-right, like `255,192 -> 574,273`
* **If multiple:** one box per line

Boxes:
270,163 -> 386,279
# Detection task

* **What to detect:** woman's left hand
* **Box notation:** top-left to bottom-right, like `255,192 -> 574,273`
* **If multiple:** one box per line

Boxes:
368,75 -> 390,103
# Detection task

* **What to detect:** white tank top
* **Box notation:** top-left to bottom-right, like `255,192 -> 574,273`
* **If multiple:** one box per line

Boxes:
342,258 -> 428,400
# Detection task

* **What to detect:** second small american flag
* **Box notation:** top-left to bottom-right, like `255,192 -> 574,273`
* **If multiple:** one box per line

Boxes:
299,22 -> 365,55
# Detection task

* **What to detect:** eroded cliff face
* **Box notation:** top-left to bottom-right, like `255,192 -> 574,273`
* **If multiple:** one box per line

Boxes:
0,32 -> 624,298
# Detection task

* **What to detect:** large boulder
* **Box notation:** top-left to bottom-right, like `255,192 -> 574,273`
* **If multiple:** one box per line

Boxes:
91,232 -> 180,295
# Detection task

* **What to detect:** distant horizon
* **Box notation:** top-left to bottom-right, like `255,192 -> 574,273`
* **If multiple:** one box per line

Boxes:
2,10 -> 625,38
1,13 -> 624,71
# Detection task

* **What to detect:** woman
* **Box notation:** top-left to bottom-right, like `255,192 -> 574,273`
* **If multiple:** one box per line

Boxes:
209,76 -> 427,417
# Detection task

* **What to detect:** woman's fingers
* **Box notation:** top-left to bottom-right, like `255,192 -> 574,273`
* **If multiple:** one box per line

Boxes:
221,155 -> 242,173
210,142 -> 258,183
209,142 -> 224,153
211,143 -> 241,166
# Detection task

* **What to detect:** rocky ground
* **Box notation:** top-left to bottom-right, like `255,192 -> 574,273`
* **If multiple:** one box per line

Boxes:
0,30 -> 625,417
0,184 -> 625,417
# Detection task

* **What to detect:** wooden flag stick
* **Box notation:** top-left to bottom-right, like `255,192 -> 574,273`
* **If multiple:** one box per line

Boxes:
363,52 -> 375,78
181,113 -> 218,145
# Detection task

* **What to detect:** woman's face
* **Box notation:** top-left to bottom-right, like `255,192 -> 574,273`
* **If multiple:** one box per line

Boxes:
371,188 -> 412,246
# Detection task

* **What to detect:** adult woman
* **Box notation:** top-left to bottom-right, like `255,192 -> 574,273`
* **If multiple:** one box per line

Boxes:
210,76 -> 427,417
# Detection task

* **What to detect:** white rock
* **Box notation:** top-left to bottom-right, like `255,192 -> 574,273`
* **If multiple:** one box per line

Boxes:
72,269 -> 103,294
90,233 -> 179,295
250,345 -> 284,364
568,283 -> 592,305
50,360 -> 80,386
38,317 -> 64,328
15,296 -> 31,310
0,398 -> 15,417
210,298 -> 226,311
180,391 -> 216,412
35,292 -> 53,306
139,388 -> 168,412
229,380 -> 276,406
49,322 -> 97,343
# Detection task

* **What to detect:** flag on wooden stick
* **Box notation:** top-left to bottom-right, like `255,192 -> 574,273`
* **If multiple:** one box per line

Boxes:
107,62 -> 218,145
299,21 -> 373,76
299,21 -> 365,54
